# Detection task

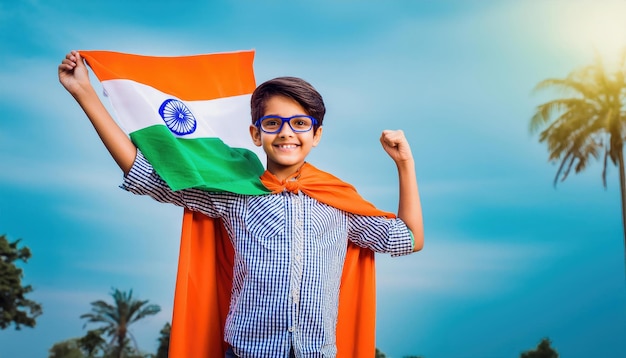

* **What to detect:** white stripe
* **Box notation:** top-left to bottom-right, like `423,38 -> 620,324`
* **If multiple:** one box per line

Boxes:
101,79 -> 262,157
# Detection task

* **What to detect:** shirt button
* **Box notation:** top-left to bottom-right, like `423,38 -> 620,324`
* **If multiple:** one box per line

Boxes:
288,326 -> 295,332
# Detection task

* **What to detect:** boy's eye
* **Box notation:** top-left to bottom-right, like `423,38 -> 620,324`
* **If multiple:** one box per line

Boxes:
291,117 -> 311,128
263,119 -> 280,127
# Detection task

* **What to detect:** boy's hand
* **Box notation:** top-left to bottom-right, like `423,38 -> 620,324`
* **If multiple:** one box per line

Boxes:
58,51 -> 91,95
380,129 -> 413,165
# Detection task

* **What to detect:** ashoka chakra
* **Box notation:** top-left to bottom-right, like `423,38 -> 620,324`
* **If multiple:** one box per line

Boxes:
158,99 -> 197,135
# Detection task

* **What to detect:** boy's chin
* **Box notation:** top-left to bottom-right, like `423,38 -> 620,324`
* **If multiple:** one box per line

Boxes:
267,158 -> 306,171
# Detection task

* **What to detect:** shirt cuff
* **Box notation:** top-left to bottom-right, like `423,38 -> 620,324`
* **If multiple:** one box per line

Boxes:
119,150 -> 153,192
389,219 -> 415,257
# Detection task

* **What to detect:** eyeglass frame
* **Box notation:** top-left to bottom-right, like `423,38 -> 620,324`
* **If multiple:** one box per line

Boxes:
254,115 -> 320,134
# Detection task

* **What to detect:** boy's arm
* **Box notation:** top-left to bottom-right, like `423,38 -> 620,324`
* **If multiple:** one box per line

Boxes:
58,51 -> 137,175
380,130 -> 424,252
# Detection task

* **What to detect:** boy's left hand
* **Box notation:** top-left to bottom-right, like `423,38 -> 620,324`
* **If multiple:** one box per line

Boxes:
380,129 -> 413,164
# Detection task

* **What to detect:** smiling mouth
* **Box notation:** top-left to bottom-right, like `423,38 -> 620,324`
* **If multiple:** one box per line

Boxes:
275,144 -> 299,149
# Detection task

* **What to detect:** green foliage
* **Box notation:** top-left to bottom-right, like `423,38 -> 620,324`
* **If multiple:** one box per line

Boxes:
78,329 -> 107,357
0,234 -> 43,330
81,288 -> 161,358
155,322 -> 171,358
375,348 -> 426,358
102,339 -> 148,358
49,339 -> 85,358
375,348 -> 386,358
520,337 -> 559,358
49,335 -> 157,358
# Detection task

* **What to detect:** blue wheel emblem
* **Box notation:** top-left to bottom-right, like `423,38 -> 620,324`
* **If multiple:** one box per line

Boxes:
158,99 -> 197,135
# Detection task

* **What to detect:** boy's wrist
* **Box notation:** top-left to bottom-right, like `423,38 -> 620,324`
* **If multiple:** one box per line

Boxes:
70,82 -> 96,100
394,157 -> 415,171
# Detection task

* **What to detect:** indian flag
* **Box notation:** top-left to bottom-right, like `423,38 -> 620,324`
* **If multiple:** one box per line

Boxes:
79,50 -> 269,195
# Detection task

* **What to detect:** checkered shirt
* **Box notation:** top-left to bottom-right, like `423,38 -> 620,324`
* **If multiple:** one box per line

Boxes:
121,152 -> 413,358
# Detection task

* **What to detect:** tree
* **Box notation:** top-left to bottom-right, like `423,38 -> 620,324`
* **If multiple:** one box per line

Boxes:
49,338 -> 85,358
49,335 -> 152,358
78,329 -> 107,357
375,348 -> 387,358
0,234 -> 43,329
155,322 -> 171,358
81,288 -> 161,358
520,337 -> 559,358
530,52 -> 626,272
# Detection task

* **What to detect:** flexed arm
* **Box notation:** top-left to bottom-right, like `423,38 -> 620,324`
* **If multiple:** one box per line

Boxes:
380,129 -> 424,251
58,51 -> 137,174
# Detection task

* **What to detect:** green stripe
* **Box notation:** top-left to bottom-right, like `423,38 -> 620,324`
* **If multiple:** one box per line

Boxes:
130,125 -> 270,195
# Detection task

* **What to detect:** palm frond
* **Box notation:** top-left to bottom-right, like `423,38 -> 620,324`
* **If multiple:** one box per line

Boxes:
533,77 -> 592,98
530,98 -> 588,133
554,153 -> 576,186
603,148 -> 610,188
130,304 -> 161,323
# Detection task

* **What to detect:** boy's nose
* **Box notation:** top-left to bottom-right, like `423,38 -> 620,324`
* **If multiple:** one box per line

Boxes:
277,121 -> 295,137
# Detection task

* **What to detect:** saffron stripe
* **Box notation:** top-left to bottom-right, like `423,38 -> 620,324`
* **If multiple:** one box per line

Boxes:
80,50 -> 256,101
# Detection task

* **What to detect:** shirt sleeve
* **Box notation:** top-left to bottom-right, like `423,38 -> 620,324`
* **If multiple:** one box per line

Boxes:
347,214 -> 414,257
119,151 -> 231,218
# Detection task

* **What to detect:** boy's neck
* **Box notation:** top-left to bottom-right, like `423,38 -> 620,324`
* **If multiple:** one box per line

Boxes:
266,163 -> 305,182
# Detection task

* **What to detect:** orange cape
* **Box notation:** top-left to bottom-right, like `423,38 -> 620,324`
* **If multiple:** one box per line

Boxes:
169,163 -> 394,357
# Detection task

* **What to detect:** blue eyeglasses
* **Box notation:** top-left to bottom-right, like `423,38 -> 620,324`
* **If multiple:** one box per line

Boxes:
255,115 -> 319,134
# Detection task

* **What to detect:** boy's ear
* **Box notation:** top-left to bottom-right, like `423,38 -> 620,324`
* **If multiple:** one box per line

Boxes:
312,126 -> 323,147
249,125 -> 262,146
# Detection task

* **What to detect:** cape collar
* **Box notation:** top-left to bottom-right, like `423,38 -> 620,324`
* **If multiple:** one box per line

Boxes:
260,162 -> 309,194
259,162 -> 395,219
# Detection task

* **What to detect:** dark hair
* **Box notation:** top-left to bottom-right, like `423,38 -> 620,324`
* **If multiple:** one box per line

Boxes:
251,77 -> 326,127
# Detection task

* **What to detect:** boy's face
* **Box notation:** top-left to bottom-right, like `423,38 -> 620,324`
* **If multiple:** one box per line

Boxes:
249,95 -> 323,179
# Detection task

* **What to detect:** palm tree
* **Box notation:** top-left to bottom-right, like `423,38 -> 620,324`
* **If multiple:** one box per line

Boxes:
530,51 -> 626,274
81,288 -> 161,358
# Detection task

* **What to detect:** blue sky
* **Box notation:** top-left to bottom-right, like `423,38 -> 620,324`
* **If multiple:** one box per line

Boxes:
1,1 -> 625,357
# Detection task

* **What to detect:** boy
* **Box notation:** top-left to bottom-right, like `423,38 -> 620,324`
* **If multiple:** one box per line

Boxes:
59,50 -> 424,357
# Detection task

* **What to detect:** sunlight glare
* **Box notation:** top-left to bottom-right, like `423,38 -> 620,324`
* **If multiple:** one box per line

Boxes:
556,1 -> 626,68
